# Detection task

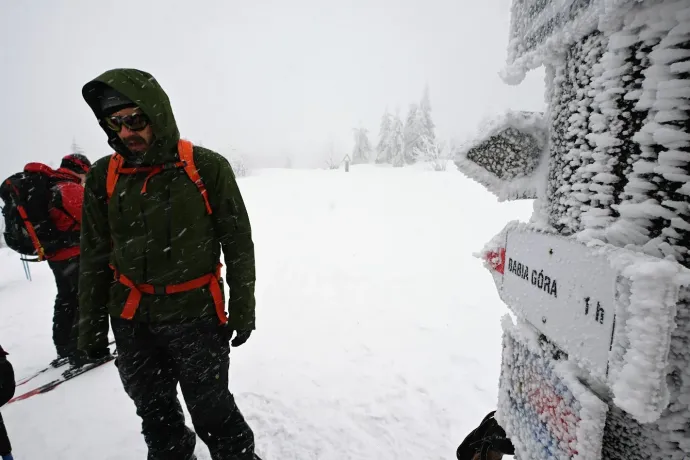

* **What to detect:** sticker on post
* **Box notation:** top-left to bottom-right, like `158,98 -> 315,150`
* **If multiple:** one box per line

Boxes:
497,317 -> 608,460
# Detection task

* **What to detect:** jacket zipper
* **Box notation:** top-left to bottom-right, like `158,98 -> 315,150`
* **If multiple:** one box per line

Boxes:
166,184 -> 172,261
139,201 -> 149,282
139,200 -> 151,322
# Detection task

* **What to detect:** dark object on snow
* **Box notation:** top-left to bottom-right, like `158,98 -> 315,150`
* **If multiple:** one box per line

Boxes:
456,411 -> 514,460
0,345 -> 15,458
111,317 -> 257,460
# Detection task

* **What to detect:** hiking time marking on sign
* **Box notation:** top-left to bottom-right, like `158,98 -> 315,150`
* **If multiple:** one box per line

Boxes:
499,230 -> 617,378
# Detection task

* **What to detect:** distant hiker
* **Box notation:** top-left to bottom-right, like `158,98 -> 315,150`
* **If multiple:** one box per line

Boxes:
0,154 -> 91,367
79,68 -> 260,460
0,344 -> 15,460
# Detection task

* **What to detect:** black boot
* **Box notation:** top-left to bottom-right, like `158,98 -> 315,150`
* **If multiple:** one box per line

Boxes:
51,346 -> 75,368
68,347 -> 113,368
50,356 -> 70,368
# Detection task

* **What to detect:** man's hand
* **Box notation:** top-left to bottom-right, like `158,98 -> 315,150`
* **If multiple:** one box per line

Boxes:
230,330 -> 252,347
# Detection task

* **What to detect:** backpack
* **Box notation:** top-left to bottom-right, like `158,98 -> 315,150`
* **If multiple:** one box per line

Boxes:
0,165 -> 79,261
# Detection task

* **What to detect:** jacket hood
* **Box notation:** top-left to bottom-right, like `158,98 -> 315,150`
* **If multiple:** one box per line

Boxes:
82,68 -> 180,164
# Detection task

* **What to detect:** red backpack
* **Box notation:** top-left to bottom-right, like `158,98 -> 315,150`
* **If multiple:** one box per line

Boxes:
0,164 -> 80,261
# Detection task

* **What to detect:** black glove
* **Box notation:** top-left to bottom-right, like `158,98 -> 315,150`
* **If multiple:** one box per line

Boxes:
456,411 -> 514,460
230,330 -> 252,347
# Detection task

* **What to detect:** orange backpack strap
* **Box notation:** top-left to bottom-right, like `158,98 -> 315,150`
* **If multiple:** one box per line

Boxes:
178,139 -> 213,215
4,179 -> 46,261
106,153 -> 124,201
111,262 -> 227,324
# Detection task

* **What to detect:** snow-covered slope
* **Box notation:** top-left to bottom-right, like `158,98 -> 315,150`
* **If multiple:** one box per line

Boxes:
0,165 -> 533,460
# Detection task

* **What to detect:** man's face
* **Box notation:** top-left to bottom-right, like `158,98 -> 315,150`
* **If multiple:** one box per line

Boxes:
107,106 -> 154,154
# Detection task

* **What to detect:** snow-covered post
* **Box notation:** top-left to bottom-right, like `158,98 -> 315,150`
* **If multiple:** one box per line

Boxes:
455,1 -> 690,458
343,154 -> 351,172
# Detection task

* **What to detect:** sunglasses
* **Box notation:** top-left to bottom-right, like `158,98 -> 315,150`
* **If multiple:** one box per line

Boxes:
104,111 -> 150,132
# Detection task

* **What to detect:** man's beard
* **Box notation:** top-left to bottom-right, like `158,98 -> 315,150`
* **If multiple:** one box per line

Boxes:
123,134 -> 149,153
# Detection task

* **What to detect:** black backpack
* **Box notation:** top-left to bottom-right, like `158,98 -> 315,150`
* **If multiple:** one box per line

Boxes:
0,168 -> 76,261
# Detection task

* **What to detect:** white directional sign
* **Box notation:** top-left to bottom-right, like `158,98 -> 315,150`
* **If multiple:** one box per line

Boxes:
499,230 -> 617,377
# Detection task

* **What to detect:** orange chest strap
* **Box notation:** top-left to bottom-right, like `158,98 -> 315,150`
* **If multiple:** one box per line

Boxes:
110,263 -> 227,325
105,139 -> 213,215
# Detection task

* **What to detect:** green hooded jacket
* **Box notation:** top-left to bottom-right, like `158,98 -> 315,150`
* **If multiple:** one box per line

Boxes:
78,68 -> 256,353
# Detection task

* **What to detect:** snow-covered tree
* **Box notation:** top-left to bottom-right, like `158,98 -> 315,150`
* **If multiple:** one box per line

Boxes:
390,113 -> 405,167
352,127 -> 372,165
229,155 -> 249,177
402,87 -> 437,165
324,139 -> 340,170
376,110 -> 392,164
71,138 -> 85,155
415,135 -> 453,171
403,104 -> 422,164
418,86 -> 436,148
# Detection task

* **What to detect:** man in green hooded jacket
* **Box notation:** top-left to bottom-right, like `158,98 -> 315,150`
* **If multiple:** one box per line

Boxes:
78,68 -> 260,460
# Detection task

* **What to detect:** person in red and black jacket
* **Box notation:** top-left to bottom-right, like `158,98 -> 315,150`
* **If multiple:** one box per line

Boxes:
47,154 -> 91,367
0,344 -> 15,460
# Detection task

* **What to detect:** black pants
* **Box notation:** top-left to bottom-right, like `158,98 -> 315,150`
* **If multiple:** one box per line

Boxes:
48,257 -> 80,358
0,357 -> 15,456
0,415 -> 9,457
111,317 -> 256,460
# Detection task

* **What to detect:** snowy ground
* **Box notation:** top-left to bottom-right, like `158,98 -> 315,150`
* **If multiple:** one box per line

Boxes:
0,165 -> 533,459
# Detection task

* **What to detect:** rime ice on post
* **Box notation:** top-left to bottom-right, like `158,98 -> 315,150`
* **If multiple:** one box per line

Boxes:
458,1 -> 690,458
455,111 -> 549,201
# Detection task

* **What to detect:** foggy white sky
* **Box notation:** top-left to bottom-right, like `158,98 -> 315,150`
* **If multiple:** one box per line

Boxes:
0,0 -> 545,174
